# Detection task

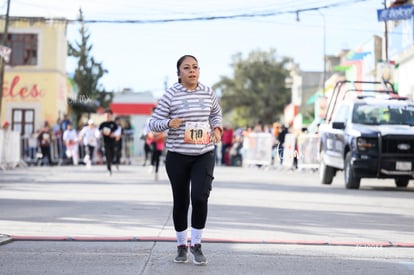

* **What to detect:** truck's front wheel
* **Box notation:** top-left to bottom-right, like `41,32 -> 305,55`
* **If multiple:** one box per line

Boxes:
395,178 -> 409,188
319,151 -> 335,185
344,152 -> 361,189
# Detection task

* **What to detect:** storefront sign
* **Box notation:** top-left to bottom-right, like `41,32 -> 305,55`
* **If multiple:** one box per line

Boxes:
377,5 -> 414,22
2,75 -> 45,99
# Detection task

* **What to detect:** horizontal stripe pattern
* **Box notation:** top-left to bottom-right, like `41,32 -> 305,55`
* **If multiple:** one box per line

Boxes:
149,82 -> 222,156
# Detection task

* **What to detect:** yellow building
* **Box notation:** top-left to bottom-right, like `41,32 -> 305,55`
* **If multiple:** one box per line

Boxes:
0,16 -> 72,136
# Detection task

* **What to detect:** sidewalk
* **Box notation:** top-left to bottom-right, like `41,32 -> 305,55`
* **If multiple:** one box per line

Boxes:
1,164 -> 413,274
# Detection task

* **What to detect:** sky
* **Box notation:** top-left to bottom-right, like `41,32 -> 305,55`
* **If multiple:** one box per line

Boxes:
3,0 -> 387,97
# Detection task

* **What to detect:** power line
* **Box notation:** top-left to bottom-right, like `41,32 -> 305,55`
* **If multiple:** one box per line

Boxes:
68,0 -> 370,24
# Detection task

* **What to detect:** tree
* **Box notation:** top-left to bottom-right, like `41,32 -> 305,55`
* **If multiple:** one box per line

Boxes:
213,49 -> 291,128
68,9 -> 113,121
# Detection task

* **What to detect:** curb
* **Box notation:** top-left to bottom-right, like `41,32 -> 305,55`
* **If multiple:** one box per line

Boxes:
5,235 -> 414,248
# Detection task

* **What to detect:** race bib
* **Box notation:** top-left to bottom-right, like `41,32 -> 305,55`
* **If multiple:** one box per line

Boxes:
88,137 -> 96,145
184,121 -> 210,144
103,127 -> 111,135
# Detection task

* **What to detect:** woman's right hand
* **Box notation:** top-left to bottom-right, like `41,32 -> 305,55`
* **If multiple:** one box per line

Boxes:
168,118 -> 184,129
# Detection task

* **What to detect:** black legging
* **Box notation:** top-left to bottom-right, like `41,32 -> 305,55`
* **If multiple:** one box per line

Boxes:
144,143 -> 152,164
40,145 -> 52,165
113,140 -> 122,164
85,145 -> 95,162
151,148 -> 162,173
104,142 -> 115,171
165,151 -> 215,232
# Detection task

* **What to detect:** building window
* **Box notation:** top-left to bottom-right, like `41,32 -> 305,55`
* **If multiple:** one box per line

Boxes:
12,108 -> 35,136
0,33 -> 38,66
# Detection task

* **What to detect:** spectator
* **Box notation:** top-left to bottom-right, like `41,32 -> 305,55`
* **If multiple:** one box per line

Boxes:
60,114 -> 72,160
229,135 -> 243,166
2,120 -> 10,130
271,122 -> 281,165
141,108 -> 156,167
277,124 -> 289,165
26,130 -> 39,164
113,117 -> 123,169
63,122 -> 79,165
220,126 -> 233,165
78,119 -> 100,167
254,120 -> 265,133
143,131 -> 154,168
99,109 -> 118,175
52,118 -> 63,161
60,114 -> 71,133
1,121 -> 12,167
151,131 -> 166,180
123,120 -> 134,165
37,121 -> 54,166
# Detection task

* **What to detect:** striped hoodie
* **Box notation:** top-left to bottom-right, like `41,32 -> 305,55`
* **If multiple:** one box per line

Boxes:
148,82 -> 223,156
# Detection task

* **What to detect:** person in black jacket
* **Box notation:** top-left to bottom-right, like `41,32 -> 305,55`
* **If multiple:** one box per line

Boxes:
99,109 -> 118,175
37,121 -> 54,166
113,116 -> 123,169
277,124 -> 288,165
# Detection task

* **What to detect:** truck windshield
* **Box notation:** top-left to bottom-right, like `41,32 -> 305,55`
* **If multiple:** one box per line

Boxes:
352,104 -> 414,125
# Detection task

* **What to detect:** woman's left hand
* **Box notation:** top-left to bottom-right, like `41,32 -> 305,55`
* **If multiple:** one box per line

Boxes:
211,128 -> 222,144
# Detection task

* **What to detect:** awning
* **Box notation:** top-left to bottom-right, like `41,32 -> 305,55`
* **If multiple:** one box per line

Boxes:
345,51 -> 371,61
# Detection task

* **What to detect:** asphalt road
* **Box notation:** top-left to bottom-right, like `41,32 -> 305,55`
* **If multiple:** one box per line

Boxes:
0,162 -> 413,274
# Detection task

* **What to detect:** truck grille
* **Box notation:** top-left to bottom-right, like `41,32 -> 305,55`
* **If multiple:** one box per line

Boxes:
381,136 -> 414,154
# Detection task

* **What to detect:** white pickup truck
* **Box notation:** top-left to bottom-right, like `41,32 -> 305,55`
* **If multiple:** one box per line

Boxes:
318,80 -> 414,189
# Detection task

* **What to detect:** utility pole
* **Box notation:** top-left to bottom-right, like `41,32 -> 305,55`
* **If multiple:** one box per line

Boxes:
383,0 -> 389,61
0,0 -> 11,122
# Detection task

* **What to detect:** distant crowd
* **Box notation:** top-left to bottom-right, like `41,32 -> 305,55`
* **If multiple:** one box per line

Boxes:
214,120 -> 294,168
2,115 -> 301,170
20,114 -> 134,168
